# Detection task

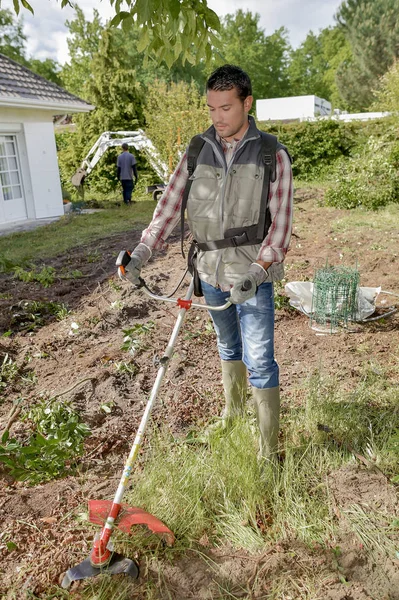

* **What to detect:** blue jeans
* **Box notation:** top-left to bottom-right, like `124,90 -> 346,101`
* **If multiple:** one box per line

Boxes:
201,280 -> 279,389
121,179 -> 134,204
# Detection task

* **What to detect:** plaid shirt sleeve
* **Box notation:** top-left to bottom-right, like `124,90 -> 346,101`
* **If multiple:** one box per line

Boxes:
140,151 -> 189,250
256,149 -> 293,264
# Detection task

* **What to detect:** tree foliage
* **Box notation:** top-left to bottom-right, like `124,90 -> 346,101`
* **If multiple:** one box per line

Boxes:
215,10 -> 290,101
373,60 -> 399,113
0,8 -> 26,63
144,80 -> 210,172
335,0 -> 399,110
0,8 -> 63,85
288,27 -> 352,108
10,0 -> 220,67
61,6 -> 104,96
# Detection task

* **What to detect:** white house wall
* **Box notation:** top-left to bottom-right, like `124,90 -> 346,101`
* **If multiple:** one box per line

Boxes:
256,95 -> 332,121
0,107 -> 63,224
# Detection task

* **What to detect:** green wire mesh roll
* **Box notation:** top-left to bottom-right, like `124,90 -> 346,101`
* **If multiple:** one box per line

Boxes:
311,265 -> 360,333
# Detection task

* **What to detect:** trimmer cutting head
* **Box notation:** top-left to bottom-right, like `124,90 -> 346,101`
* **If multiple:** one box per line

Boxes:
61,552 -> 139,589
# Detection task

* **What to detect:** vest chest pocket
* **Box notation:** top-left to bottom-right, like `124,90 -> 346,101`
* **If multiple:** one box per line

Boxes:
228,165 -> 264,221
187,166 -> 222,222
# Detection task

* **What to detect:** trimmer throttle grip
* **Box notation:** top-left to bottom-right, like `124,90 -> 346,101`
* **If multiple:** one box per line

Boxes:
116,250 -> 131,268
241,279 -> 253,292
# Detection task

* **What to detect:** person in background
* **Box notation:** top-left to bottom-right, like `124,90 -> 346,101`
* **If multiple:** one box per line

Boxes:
117,143 -> 138,205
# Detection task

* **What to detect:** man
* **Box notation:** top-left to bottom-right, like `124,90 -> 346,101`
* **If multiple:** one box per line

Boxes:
122,65 -> 293,460
117,143 -> 138,205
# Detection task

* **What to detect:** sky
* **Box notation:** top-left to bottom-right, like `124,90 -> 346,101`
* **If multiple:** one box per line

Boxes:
2,0 -> 343,65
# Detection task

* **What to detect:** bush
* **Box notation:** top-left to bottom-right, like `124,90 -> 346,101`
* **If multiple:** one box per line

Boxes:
324,136 -> 399,209
258,116 -> 398,182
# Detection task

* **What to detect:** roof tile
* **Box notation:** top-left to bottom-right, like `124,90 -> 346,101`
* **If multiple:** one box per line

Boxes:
0,53 -> 92,107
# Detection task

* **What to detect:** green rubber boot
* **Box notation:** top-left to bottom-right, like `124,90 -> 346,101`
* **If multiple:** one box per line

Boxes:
202,360 -> 247,438
252,386 -> 280,460
220,360 -> 248,424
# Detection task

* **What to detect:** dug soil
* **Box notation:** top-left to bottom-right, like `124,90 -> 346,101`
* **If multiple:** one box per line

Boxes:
0,190 -> 398,599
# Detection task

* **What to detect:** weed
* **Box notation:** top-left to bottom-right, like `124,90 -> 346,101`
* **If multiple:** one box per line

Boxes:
121,321 -> 155,355
13,265 -> 56,287
0,353 -> 19,392
86,250 -> 101,263
10,300 -> 70,331
0,397 -> 90,484
109,280 -> 122,292
115,361 -> 138,375
274,281 -> 292,310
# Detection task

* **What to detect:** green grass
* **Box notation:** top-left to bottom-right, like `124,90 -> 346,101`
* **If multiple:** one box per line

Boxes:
330,202 -> 399,233
120,363 -> 398,558
0,201 -> 155,271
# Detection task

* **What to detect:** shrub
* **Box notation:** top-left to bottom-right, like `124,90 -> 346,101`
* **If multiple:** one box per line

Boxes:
325,136 -> 399,210
258,116 -> 398,182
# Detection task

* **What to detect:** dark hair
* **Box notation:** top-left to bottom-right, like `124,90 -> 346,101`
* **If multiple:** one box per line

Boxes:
121,143 -> 129,150
206,64 -> 252,101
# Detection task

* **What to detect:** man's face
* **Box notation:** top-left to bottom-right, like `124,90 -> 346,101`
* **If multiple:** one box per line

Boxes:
207,87 -> 253,142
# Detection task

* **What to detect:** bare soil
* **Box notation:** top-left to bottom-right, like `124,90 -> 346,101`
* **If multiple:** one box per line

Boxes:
0,190 -> 398,599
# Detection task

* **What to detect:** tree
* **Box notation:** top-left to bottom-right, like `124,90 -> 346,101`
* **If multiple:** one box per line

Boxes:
144,80 -> 209,171
0,8 -> 27,64
335,0 -> 399,109
61,7 -> 104,96
373,60 -> 399,113
288,27 -> 352,108
29,58 -> 63,86
11,0 -> 221,67
216,10 -> 291,101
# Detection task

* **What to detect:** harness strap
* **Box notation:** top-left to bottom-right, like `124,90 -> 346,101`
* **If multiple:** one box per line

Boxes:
193,132 -> 279,252
180,135 -> 205,258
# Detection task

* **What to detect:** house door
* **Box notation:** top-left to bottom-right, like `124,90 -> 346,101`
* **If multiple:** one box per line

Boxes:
0,135 -> 27,222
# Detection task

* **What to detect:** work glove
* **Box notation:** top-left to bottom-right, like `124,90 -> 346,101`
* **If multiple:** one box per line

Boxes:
230,263 -> 268,304
119,243 -> 151,285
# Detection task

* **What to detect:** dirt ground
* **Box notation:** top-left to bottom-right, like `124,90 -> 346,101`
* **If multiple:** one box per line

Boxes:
0,189 -> 398,599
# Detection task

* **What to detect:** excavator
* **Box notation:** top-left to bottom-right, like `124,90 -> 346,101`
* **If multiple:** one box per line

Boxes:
71,130 -> 169,201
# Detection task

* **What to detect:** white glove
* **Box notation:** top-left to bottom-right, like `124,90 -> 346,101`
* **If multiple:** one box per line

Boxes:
122,243 -> 151,285
230,263 -> 268,304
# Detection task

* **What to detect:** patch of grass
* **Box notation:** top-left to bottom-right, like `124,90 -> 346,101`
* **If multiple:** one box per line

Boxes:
0,201 -> 155,272
116,363 -> 398,565
330,203 -> 399,233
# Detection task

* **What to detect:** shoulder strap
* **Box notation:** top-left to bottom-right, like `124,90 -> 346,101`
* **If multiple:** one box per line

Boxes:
257,132 -> 278,241
180,135 -> 206,257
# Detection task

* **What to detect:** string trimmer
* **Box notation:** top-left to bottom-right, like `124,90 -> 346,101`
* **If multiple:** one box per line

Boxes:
61,251 -> 232,589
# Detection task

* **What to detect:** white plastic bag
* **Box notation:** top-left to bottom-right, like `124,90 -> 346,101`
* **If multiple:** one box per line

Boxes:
284,282 -> 381,321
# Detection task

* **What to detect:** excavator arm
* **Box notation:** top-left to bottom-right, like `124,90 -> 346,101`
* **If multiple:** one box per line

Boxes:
71,130 -> 168,199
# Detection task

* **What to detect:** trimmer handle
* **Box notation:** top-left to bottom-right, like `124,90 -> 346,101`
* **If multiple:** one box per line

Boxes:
241,279 -> 253,292
116,250 -> 131,278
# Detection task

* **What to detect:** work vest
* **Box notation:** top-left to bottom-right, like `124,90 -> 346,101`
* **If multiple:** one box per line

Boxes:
186,117 -> 287,290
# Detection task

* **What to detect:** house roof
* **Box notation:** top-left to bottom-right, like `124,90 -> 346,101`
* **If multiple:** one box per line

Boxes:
0,53 -> 94,113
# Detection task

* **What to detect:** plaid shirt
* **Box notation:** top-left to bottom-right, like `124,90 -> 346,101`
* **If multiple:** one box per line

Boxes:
141,133 -> 293,265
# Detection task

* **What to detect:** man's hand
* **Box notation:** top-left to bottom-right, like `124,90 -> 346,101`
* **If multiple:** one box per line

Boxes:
119,243 -> 151,285
230,263 -> 269,304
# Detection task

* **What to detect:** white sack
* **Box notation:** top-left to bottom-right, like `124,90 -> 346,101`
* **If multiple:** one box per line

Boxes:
284,282 -> 381,321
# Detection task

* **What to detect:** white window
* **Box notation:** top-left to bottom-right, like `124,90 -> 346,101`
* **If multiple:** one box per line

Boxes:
0,135 -> 23,202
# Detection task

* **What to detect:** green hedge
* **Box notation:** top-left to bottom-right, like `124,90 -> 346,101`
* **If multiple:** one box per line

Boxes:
258,116 -> 398,182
